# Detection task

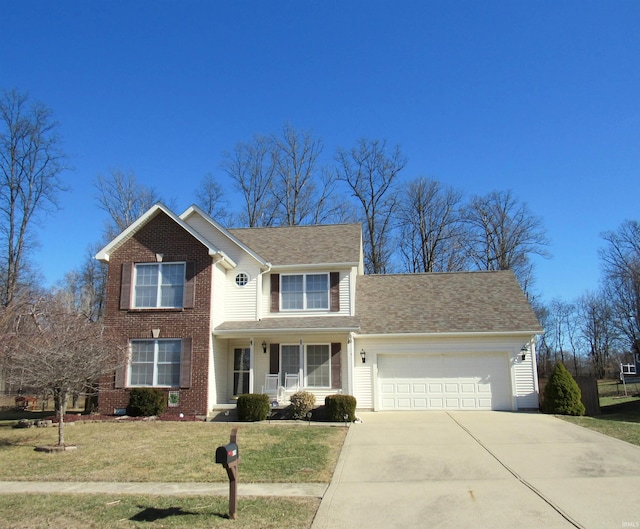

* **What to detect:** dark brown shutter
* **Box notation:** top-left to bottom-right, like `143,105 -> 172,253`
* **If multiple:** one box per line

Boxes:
330,272 -> 340,312
270,273 -> 280,312
120,263 -> 133,310
183,262 -> 196,309
270,343 -> 280,374
331,343 -> 341,389
114,365 -> 126,388
180,338 -> 192,388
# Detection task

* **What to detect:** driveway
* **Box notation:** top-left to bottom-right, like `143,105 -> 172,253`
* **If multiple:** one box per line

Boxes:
311,412 -> 640,529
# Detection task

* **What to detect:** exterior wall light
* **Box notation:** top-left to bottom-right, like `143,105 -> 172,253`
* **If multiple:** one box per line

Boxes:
262,341 -> 267,354
520,345 -> 528,361
360,349 -> 366,363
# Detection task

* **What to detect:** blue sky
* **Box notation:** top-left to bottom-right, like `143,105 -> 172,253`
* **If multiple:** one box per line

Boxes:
1,0 -> 638,304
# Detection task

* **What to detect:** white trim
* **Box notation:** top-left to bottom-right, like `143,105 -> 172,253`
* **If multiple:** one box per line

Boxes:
214,326 -> 359,336
180,204 -> 269,267
95,203 -> 237,269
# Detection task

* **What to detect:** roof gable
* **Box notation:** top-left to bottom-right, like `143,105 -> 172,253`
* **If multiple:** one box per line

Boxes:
228,223 -> 362,267
95,203 -> 236,269
356,270 -> 543,335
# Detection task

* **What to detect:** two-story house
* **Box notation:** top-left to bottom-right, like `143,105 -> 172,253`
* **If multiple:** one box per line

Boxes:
96,203 -> 542,416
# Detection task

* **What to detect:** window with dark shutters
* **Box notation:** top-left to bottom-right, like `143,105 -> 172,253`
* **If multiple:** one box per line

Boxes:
183,262 -> 196,309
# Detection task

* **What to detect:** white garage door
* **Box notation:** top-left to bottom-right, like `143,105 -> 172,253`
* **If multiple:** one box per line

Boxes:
378,354 -> 512,411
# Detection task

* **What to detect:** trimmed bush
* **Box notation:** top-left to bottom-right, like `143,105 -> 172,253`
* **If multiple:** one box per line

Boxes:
289,391 -> 316,420
542,362 -> 586,416
325,394 -> 357,422
237,393 -> 270,422
126,388 -> 167,417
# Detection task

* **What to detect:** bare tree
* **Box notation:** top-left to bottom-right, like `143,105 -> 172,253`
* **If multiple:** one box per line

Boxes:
95,169 -> 161,239
335,138 -> 406,273
600,220 -> 640,355
271,123 -> 327,226
194,172 -> 234,225
577,290 -> 618,378
462,189 -> 549,292
58,244 -> 107,322
6,292 -> 126,446
397,177 -> 467,273
0,89 -> 68,306
222,135 -> 278,227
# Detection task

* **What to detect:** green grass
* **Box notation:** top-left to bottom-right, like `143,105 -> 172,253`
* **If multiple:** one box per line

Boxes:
0,418 -> 347,483
561,388 -> 640,446
0,493 -> 319,529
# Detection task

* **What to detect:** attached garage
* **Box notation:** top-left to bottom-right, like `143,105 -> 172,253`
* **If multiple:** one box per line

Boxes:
377,354 -> 512,410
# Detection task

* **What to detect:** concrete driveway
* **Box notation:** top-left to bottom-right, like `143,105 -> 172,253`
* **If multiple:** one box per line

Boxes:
311,412 -> 640,529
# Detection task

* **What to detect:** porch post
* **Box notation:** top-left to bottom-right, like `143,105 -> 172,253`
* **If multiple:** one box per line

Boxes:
346,332 -> 355,395
249,338 -> 255,394
299,338 -> 304,387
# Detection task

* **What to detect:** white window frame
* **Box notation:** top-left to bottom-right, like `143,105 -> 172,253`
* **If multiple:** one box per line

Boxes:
129,339 -> 182,387
133,262 -> 186,309
280,273 -> 329,311
304,343 -> 331,389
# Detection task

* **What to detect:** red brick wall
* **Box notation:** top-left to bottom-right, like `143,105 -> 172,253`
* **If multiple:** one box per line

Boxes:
98,211 -> 212,416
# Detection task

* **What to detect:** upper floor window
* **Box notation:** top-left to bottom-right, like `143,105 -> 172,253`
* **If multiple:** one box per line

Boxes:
134,263 -> 185,308
281,273 -> 329,311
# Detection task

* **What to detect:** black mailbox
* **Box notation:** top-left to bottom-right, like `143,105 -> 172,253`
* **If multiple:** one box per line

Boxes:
216,442 -> 239,465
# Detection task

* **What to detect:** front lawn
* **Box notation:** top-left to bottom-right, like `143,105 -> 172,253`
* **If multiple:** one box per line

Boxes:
0,493 -> 319,529
561,396 -> 640,446
0,418 -> 347,483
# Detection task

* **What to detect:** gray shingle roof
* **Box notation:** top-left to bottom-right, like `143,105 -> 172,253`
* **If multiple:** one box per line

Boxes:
215,316 -> 360,334
356,271 -> 543,335
228,224 -> 362,266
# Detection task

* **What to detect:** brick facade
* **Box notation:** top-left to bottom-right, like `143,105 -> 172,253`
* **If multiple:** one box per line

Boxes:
98,212 -> 212,416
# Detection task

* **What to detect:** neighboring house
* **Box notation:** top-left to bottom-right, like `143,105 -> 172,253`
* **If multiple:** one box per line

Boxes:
96,203 -> 543,416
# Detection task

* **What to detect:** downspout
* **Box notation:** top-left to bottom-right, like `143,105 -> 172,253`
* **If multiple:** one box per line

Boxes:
347,332 -> 355,395
256,262 -> 272,321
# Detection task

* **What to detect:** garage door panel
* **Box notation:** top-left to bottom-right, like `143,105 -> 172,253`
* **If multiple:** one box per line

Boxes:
378,354 -> 511,411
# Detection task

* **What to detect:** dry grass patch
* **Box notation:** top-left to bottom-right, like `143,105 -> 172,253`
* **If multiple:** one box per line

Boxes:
0,420 -> 347,483
0,493 -> 319,529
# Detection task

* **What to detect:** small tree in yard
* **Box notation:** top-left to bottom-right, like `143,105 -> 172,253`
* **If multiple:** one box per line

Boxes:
5,293 -> 126,446
542,362 -> 585,416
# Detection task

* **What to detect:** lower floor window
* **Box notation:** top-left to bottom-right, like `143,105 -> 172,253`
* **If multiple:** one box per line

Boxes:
130,339 -> 181,387
280,343 -> 331,388
306,344 -> 330,387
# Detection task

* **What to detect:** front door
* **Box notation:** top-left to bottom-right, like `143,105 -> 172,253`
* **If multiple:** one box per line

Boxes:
233,348 -> 250,396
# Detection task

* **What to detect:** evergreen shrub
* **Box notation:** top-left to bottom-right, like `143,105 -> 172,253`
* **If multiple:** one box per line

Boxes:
325,394 -> 357,422
126,388 -> 167,417
237,393 -> 270,421
542,362 -> 586,416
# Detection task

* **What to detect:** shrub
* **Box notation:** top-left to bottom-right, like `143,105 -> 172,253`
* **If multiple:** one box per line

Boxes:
325,394 -> 357,422
237,393 -> 270,422
542,362 -> 585,416
126,388 -> 167,417
289,391 -> 316,420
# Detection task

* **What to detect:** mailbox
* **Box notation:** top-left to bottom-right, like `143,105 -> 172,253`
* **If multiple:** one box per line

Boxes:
216,442 -> 239,465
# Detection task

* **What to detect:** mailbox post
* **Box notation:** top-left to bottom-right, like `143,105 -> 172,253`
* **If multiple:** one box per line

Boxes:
215,427 -> 239,520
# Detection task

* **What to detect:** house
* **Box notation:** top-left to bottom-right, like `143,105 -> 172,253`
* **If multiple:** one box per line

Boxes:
96,203 -> 543,416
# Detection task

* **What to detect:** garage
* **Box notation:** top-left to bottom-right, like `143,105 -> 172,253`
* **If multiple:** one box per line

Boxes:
377,354 -> 512,411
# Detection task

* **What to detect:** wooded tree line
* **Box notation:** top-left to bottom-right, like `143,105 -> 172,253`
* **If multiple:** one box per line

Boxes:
536,220 -> 640,379
0,89 -> 638,390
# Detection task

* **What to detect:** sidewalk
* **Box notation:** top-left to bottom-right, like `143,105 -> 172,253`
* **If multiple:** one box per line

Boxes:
0,481 -> 327,498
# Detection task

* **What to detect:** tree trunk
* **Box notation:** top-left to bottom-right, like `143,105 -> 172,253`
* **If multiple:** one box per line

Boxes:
56,390 -> 68,446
